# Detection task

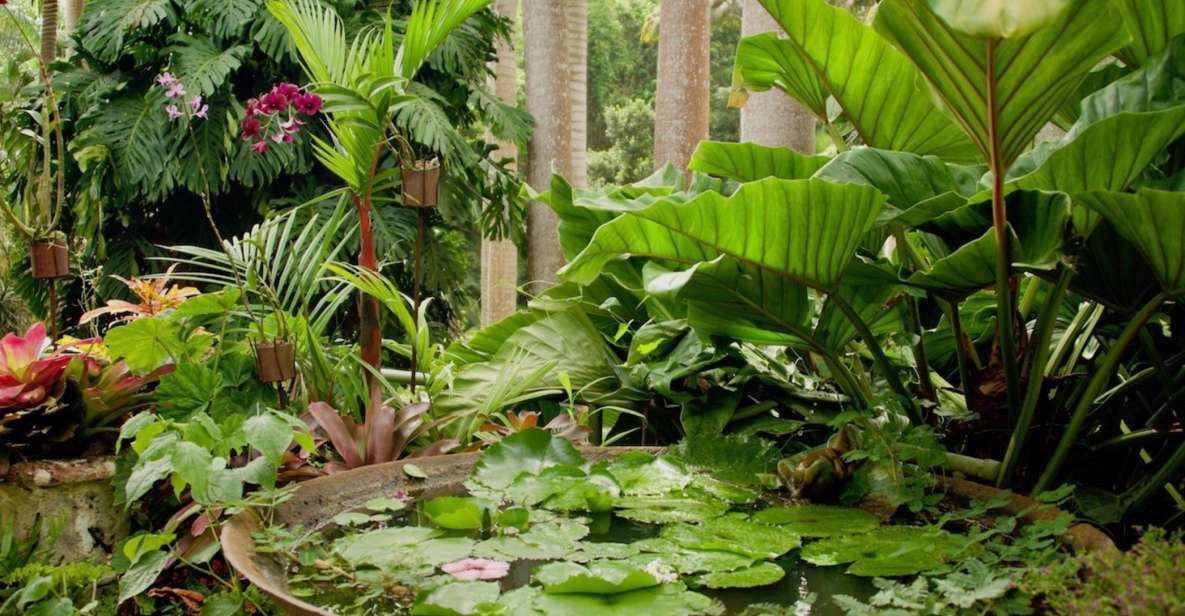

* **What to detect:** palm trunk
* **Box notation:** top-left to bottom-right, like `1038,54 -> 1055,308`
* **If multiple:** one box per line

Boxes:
63,0 -> 85,56
569,0 -> 588,187
524,0 -> 576,292
739,0 -> 814,153
480,0 -> 521,326
653,0 -> 711,173
40,0 -> 59,71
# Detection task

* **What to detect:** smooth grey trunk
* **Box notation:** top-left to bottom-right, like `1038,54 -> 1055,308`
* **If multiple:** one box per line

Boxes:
524,0 -> 576,292
481,0 -> 521,326
740,0 -> 815,152
63,0 -> 85,34
653,0 -> 711,172
569,0 -> 588,187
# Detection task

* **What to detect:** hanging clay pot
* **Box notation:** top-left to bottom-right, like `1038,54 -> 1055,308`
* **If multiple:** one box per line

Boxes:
401,159 -> 441,208
254,340 -> 296,383
29,240 -> 70,279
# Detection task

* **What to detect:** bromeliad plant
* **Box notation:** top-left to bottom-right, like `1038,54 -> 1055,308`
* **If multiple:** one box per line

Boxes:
527,0 -> 1185,525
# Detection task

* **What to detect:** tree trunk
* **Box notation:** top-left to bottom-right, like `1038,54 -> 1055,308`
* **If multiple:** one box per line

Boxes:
524,0 -> 577,292
569,0 -> 588,187
40,0 -> 59,72
739,0 -> 815,153
63,0 -> 84,34
481,0 -> 521,326
653,0 -> 710,172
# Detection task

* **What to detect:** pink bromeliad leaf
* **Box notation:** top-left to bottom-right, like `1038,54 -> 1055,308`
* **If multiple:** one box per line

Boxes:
0,323 -> 70,408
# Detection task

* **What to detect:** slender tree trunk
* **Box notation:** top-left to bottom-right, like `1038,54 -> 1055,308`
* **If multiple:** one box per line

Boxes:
524,0 -> 576,292
569,0 -> 588,187
481,0 -> 521,326
62,0 -> 84,56
740,0 -> 814,153
40,0 -> 59,71
653,0 -> 710,172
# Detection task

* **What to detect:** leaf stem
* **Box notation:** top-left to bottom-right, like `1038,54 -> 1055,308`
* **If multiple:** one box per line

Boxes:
829,294 -> 919,422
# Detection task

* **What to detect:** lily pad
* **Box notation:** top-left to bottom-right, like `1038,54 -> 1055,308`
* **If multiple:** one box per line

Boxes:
613,492 -> 730,524
567,542 -> 640,562
693,562 -> 785,589
750,505 -> 880,537
332,511 -> 384,527
531,583 -> 723,616
335,527 -> 475,570
534,560 -> 661,595
662,514 -> 801,560
365,497 -> 409,513
412,581 -> 501,616
473,519 -> 590,561
689,474 -> 760,504
469,429 -> 583,491
800,525 -> 972,577
423,496 -> 485,530
605,452 -> 693,496
631,539 -> 755,575
507,464 -> 620,512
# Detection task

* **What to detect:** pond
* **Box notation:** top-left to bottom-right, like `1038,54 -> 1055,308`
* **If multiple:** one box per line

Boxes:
251,430 -> 979,616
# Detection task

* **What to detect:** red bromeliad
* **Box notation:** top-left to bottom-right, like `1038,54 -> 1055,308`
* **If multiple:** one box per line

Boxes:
0,323 -> 70,409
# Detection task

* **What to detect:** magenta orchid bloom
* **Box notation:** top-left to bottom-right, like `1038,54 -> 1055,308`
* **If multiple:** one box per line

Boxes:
440,558 -> 510,582
0,324 -> 71,409
241,83 -> 321,153
157,73 -> 177,88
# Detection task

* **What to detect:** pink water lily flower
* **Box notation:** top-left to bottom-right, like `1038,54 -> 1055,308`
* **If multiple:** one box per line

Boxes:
440,558 -> 510,581
0,323 -> 71,409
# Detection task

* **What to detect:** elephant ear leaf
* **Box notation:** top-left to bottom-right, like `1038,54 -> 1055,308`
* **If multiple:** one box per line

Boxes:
732,0 -> 977,162
874,0 -> 1129,168
1078,190 -> 1185,291
1114,0 -> 1185,68
689,141 -> 829,184
561,178 -> 886,293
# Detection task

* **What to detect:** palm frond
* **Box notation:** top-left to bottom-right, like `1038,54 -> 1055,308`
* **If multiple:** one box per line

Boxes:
397,0 -> 492,81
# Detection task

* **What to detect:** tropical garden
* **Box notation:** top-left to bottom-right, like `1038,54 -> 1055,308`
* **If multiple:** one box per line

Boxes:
1,0 -> 1184,614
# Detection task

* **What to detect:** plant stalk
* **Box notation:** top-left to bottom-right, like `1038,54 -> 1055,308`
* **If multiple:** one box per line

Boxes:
829,294 -> 919,423
1033,291 -> 1171,494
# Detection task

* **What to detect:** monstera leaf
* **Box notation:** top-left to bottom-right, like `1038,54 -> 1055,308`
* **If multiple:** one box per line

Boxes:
562,178 -> 885,292
733,0 -> 977,162
688,141 -> 829,184
1115,0 -> 1185,68
874,0 -> 1128,169
1077,190 -> 1185,291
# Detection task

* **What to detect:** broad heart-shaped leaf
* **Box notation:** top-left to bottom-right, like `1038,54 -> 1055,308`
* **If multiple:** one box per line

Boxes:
467,428 -> 584,491
1077,189 -> 1185,291
874,0 -> 1129,168
813,148 -> 983,213
688,141 -> 829,184
1115,0 -> 1185,68
529,583 -> 720,616
741,0 -> 977,162
412,581 -> 500,616
540,173 -> 679,261
693,562 -> 785,590
909,191 -> 1071,294
800,525 -> 971,577
662,514 -> 802,560
751,504 -> 880,537
732,32 -> 827,118
926,0 -> 1071,38
563,178 -> 886,293
1006,36 -> 1185,194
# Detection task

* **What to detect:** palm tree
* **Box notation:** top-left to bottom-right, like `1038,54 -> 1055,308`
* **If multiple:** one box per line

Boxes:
481,0 -> 520,325
523,0 -> 578,291
653,0 -> 710,171
739,0 -> 814,152
569,0 -> 587,187
63,0 -> 84,37
40,0 -> 58,69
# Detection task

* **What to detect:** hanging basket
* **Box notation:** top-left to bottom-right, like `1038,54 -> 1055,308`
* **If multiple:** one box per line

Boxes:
254,340 -> 297,383
401,160 -> 441,209
29,240 -> 70,280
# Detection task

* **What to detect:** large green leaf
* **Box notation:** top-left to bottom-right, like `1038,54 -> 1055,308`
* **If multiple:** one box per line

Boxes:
563,178 -> 885,292
813,148 -> 983,212
1115,0 -> 1185,68
736,0 -> 977,162
800,525 -> 971,577
79,0 -> 175,63
168,35 -> 249,97
661,514 -> 801,560
732,32 -> 827,118
688,141 -> 829,184
1077,189 -> 1185,291
467,428 -> 583,491
533,561 -> 661,595
908,191 -> 1071,293
925,0 -> 1071,38
1007,36 -> 1185,194
874,0 -> 1129,168
751,504 -> 880,537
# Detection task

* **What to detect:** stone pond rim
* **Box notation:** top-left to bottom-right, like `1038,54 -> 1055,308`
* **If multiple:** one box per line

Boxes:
221,448 -> 1118,616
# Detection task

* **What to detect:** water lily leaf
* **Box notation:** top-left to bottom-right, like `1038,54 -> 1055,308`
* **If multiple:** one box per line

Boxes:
473,519 -> 589,561
331,512 -> 384,527
751,505 -> 880,537
688,475 -> 760,505
423,496 -> 485,531
613,492 -> 730,524
605,452 -> 692,496
530,583 -> 722,616
568,542 -> 641,562
632,538 -> 756,575
506,464 -> 620,512
800,526 -> 971,577
468,428 -> 583,491
335,527 -> 474,570
662,514 -> 801,560
667,434 -> 780,486
693,562 -> 785,589
412,581 -> 501,616
366,497 -> 409,513
534,560 -> 661,595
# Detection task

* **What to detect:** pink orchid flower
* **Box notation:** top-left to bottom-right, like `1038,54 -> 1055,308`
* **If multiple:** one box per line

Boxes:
190,96 -> 208,119
0,323 -> 71,409
157,73 -> 177,88
440,558 -> 510,582
165,82 -> 186,99
166,105 -> 182,121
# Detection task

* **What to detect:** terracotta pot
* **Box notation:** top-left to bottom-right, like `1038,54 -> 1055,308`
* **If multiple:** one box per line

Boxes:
401,161 -> 441,208
254,340 -> 297,383
29,240 -> 69,279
